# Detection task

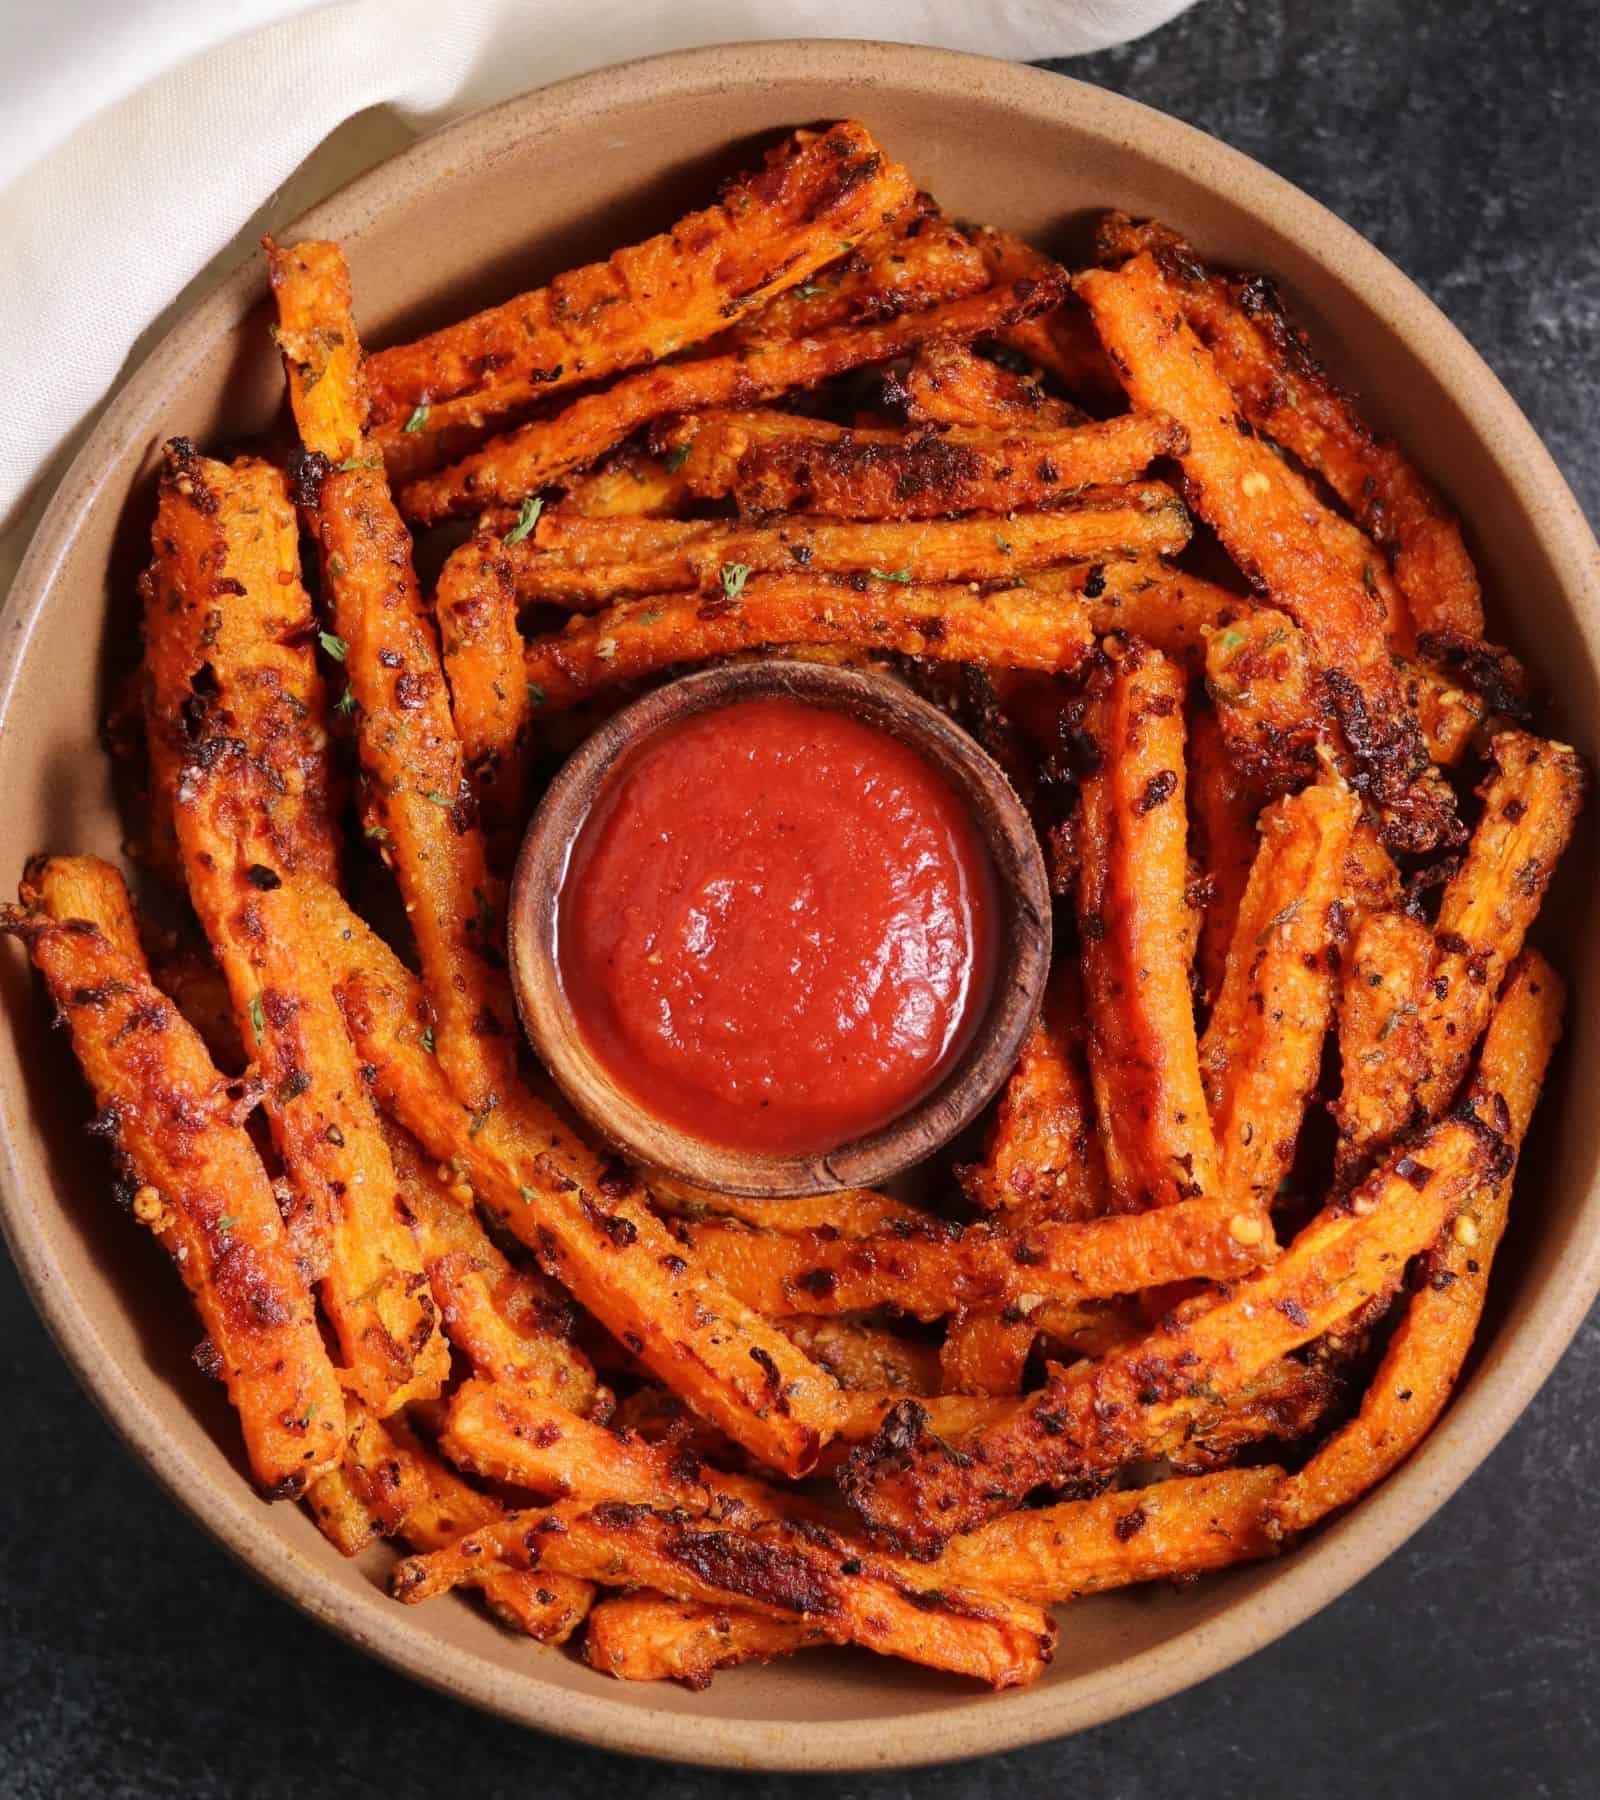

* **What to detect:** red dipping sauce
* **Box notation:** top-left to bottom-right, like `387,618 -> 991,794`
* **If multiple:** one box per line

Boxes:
556,696 -> 999,1155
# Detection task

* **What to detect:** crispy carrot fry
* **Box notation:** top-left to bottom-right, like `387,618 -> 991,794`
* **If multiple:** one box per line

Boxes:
366,123 -> 916,435
1271,951 -> 1564,1534
1076,640 -> 1222,1210
335,962 -> 839,1477
173,743 -> 448,1415
1013,560 -> 1254,673
1096,213 -> 1485,640
521,572 -> 1097,713
585,1592 -> 827,1687
434,529 -> 533,842
554,448 -> 692,518
773,1317 -> 942,1394
305,1462 -> 380,1556
1416,731 -> 1586,1116
4,856 -> 344,1494
842,1109 -> 1510,1551
673,1197 -> 1267,1321
939,1310 -> 1035,1396
391,1499 -> 1054,1689
1199,781 -> 1360,1214
507,505 -> 1172,610
960,961 -> 1109,1217
267,236 -> 518,1114
967,224 -> 1126,406
720,417 -> 1187,519
937,1465 -> 1281,1600
902,340 -> 1089,430
140,441 -> 341,884
344,1400 -> 593,1639
1187,704 -> 1262,1010
644,1177 -> 926,1236
1331,910 -> 1437,1181
150,940 -> 246,1073
398,276 -> 1069,523
1077,253 -> 1455,853
379,1119 -> 606,1418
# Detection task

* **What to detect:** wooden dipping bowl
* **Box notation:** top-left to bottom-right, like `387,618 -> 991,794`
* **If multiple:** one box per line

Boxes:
507,660 -> 1051,1197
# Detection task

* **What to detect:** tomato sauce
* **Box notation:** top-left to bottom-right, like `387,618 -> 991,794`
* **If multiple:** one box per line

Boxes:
556,696 -> 999,1155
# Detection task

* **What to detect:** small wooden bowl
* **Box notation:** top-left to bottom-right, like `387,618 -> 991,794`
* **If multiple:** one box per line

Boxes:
507,660 -> 1050,1197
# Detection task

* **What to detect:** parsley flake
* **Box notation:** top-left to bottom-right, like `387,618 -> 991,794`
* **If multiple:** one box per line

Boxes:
1362,561 -> 1378,596
519,1185 -> 536,1204
796,284 -> 828,299
1378,1001 -> 1419,1042
869,566 -> 913,584
1256,899 -> 1304,945
420,788 -> 453,807
661,443 -> 692,474
403,404 -> 431,434
503,495 -> 543,546
720,562 -> 752,602
335,456 -> 381,471
247,994 -> 265,1043
334,687 -> 357,719
318,630 -> 348,662
526,680 -> 546,709
420,1026 -> 436,1055
994,534 -> 1012,555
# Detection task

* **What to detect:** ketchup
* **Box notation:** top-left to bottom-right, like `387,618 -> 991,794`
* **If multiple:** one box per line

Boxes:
556,695 -> 998,1155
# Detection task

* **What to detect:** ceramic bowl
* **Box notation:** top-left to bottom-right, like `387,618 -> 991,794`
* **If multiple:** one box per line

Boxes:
1,39 -> 1596,1773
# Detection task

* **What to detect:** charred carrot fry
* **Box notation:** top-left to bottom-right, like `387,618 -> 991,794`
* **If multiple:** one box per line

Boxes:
1076,639 -> 1222,1210
4,856 -> 344,1494
1198,780 -> 1361,1216
842,1110 -> 1511,1551
521,572 -> 1097,713
967,224 -> 1126,407
644,1178 -> 926,1236
552,447 -> 693,519
1077,253 -> 1455,853
366,124 -> 916,435
585,1592 -> 827,1687
434,528 -> 533,843
1187,704 -> 1262,1010
267,236 -> 518,1115
772,1317 -> 942,1395
960,961 -> 1109,1217
1096,212 -> 1484,640
392,1499 -> 1054,1689
140,442 -> 341,884
507,505 -> 1171,610
902,340 -> 1089,430
398,276 -> 1069,523
939,1310 -> 1036,1396
173,742 -> 448,1415
1271,951 -> 1564,1534
1331,910 -> 1437,1181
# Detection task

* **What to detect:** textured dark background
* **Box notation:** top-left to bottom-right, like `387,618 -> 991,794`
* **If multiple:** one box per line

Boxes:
4,1 -> 1597,1794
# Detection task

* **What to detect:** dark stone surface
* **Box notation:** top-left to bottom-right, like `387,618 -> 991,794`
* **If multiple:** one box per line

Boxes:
3,1 -> 1596,1794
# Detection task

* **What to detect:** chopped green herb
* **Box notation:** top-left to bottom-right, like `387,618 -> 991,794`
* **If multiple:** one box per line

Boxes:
526,680 -> 546,709
869,566 -> 913,584
335,456 -> 381,471
327,554 -> 347,578
1256,899 -> 1304,945
796,284 -> 828,300
298,1402 -> 318,1428
420,788 -> 453,807
637,610 -> 663,626
468,1095 -> 500,1138
1260,626 -> 1289,651
661,443 -> 692,474
994,534 -> 1012,555
519,1185 -> 536,1205
837,241 -> 854,254
363,822 -> 390,842
217,1214 -> 239,1234
334,687 -> 357,719
420,1026 -> 435,1055
1378,1001 -> 1418,1042
1362,561 -> 1378,596
503,495 -> 543,545
403,404 -> 431,434
1217,628 -> 1245,654
318,630 -> 348,662
247,994 -> 265,1043
720,562 -> 752,602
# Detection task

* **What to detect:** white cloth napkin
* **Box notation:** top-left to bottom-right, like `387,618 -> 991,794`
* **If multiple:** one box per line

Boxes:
0,1 -> 1198,532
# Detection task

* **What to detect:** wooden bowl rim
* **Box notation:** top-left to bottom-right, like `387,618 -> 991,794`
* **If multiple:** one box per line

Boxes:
507,660 -> 1050,1197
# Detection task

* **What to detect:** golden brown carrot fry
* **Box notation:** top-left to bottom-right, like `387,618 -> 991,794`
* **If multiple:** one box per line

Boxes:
720,417 -> 1187,519
960,961 -> 1108,1217
305,1462 -> 380,1555
379,1119 -> 606,1418
1076,640 -> 1222,1211
1416,731 -> 1586,1116
4,856 -> 344,1494
398,276 -> 1069,523
673,1196 -> 1267,1321
173,742 -> 448,1415
939,1310 -> 1036,1396
335,962 -> 839,1477
1096,213 -> 1485,640
585,1592 -> 827,1687
1187,703 -> 1262,1010
140,442 -> 341,885
1015,561 -> 1255,672
1199,781 -> 1360,1214
150,940 -> 246,1073
554,447 -> 693,518
1331,910 -> 1437,1181
1271,951 -> 1564,1534
773,1317 -> 942,1395
936,1465 -> 1282,1601
644,1177 -> 926,1236
902,340 -> 1089,429
267,236 -> 518,1115
344,1399 -> 594,1638
967,224 -> 1126,406
391,1499 -> 1054,1689
434,529 -> 533,844
365,123 -> 916,435
1076,253 -> 1455,853
507,506 -> 1172,610
842,1109 -> 1510,1551
521,572 -> 1097,713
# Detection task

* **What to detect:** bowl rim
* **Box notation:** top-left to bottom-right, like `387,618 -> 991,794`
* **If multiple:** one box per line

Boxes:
506,660 -> 1050,1197
3,37 -> 1599,1774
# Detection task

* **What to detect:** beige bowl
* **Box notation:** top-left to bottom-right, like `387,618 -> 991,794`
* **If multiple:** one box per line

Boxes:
1,39 -> 1597,1773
